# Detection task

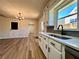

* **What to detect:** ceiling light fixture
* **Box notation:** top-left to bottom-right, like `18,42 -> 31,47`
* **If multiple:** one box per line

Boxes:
17,12 -> 24,20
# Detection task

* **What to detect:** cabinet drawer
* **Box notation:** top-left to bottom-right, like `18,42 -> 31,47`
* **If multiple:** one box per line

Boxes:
49,39 -> 62,51
40,35 -> 48,42
43,36 -> 48,41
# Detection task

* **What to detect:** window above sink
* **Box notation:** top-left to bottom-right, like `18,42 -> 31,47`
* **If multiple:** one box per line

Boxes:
57,0 -> 77,30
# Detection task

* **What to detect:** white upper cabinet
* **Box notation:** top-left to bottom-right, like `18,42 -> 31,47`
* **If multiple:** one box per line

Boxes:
48,10 -> 54,26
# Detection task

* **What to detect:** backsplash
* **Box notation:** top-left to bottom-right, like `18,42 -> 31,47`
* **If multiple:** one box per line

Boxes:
47,26 -> 54,32
47,27 -> 79,37
52,30 -> 79,37
47,26 -> 79,37
64,31 -> 79,37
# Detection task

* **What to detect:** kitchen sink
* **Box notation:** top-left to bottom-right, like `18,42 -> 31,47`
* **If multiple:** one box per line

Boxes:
49,34 -> 71,40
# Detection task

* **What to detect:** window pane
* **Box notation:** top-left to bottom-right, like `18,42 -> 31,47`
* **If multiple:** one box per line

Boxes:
57,1 -> 77,30
58,1 -> 77,19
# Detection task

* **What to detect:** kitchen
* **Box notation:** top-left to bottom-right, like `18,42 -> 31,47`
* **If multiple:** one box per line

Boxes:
39,0 -> 79,59
0,0 -> 79,59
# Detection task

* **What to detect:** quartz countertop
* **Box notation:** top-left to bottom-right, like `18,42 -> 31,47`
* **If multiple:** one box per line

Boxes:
40,32 -> 79,51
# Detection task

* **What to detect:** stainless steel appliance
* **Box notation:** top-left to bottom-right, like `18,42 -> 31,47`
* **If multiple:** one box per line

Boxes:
65,46 -> 79,59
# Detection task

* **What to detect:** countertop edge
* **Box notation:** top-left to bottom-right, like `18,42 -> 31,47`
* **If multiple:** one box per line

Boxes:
39,32 -> 79,51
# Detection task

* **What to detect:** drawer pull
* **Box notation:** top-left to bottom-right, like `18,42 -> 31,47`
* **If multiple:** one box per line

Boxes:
39,39 -> 41,41
44,38 -> 46,40
48,47 -> 50,52
45,44 -> 47,49
50,42 -> 55,46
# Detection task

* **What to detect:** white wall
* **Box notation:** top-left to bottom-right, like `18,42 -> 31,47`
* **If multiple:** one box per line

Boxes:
0,16 -> 38,39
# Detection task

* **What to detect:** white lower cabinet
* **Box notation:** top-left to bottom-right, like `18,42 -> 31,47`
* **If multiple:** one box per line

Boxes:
40,37 -> 44,51
39,35 -> 64,59
38,36 -> 43,49
39,35 -> 48,58
43,40 -> 48,58
48,44 -> 62,59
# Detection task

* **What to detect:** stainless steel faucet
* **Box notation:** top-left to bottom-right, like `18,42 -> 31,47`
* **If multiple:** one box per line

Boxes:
57,25 -> 64,35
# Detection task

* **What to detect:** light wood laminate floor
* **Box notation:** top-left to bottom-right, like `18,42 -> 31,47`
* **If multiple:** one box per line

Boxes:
0,36 -> 46,59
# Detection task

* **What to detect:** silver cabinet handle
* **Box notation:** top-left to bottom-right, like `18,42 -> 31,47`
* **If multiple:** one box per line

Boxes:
39,38 -> 41,41
44,38 -> 46,40
50,42 -> 55,46
48,47 -> 50,52
45,44 -> 47,49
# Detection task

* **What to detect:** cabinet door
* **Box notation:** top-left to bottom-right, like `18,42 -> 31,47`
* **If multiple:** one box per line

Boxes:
43,40 -> 48,59
40,37 -> 44,51
41,38 -> 44,53
49,44 -> 62,59
39,36 -> 42,49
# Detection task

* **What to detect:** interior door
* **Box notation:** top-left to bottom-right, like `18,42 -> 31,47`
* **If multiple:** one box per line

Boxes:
28,24 -> 35,35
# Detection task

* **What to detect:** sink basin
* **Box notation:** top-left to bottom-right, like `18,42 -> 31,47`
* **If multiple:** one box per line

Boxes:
49,34 -> 71,40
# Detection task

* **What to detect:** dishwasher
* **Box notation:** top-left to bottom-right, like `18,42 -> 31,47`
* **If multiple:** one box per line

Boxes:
65,46 -> 79,59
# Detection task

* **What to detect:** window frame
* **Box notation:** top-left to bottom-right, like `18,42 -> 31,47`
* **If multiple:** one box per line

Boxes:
58,1 -> 77,20
55,0 -> 78,31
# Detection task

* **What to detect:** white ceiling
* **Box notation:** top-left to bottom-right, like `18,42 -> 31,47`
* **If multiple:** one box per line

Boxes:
0,0 -> 58,19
